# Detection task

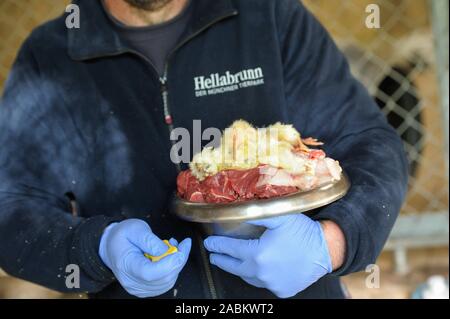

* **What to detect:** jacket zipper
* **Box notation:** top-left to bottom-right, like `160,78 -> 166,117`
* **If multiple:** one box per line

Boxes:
196,233 -> 218,299
159,73 -> 181,171
132,52 -> 221,299
159,11 -> 238,299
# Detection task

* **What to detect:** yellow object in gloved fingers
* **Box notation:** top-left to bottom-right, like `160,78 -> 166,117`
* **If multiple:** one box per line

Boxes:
144,240 -> 178,262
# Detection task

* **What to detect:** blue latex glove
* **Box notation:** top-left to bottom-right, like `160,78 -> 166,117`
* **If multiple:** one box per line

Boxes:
99,219 -> 191,298
204,214 -> 332,298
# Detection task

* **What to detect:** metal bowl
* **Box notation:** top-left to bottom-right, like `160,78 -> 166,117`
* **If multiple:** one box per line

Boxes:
170,172 -> 351,239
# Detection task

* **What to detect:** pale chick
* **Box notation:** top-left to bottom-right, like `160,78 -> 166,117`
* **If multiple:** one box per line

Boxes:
190,120 -> 331,181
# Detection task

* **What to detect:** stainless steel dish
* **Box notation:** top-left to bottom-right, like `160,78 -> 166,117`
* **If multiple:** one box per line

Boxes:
171,172 -> 351,239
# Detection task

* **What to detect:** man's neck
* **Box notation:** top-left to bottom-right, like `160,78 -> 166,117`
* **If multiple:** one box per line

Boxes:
103,0 -> 188,27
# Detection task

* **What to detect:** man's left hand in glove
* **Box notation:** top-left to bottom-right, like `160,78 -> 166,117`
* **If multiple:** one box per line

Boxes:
203,214 -> 345,298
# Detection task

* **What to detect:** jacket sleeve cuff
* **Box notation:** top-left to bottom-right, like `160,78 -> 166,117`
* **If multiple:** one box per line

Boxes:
70,215 -> 124,285
311,200 -> 367,276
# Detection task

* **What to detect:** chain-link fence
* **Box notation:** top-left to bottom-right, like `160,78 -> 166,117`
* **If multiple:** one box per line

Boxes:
304,0 -> 449,217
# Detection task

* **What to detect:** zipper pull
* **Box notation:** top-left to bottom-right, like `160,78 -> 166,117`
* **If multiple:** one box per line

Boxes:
165,115 -> 173,125
160,76 -> 167,89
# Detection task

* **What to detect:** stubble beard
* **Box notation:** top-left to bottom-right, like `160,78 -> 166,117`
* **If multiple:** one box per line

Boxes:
123,0 -> 173,11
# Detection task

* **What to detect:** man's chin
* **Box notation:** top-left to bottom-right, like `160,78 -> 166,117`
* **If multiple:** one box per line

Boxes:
124,0 -> 173,11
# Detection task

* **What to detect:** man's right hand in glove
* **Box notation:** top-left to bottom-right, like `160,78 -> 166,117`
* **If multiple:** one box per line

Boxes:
99,219 -> 191,298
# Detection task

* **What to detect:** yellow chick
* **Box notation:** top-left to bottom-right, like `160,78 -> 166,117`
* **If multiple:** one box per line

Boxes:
267,122 -> 301,146
190,120 -> 310,180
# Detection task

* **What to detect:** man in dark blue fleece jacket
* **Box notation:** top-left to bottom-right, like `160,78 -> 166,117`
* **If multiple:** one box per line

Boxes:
0,0 -> 408,298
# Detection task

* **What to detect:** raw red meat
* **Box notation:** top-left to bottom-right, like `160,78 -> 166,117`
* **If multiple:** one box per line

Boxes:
176,170 -> 204,202
202,172 -> 237,203
226,168 -> 260,199
176,166 -> 298,203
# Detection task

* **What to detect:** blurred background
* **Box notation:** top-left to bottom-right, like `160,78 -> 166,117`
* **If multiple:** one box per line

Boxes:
0,0 -> 448,298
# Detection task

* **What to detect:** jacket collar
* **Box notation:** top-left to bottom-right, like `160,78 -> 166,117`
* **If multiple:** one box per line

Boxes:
68,0 -> 238,61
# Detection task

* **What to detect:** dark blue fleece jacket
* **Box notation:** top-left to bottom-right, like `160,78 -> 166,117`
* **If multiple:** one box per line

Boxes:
0,0 -> 408,298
